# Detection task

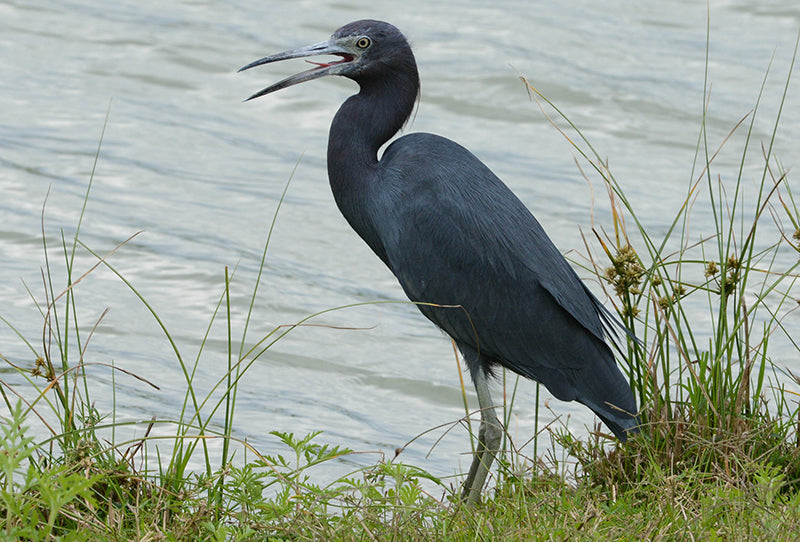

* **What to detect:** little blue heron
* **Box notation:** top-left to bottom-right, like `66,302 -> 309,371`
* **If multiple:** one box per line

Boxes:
240,20 -> 638,503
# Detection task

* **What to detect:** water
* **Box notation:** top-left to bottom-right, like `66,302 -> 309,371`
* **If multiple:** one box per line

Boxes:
1,0 -> 799,483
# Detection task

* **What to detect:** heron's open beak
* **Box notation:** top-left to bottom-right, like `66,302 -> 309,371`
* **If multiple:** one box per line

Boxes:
238,39 -> 355,101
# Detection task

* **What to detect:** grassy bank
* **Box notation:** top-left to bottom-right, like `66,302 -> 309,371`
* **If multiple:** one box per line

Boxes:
2,29 -> 800,542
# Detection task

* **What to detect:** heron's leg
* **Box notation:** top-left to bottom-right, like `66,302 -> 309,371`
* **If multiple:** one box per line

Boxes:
461,367 -> 502,504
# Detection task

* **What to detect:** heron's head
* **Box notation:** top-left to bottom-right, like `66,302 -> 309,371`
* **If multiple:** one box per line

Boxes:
239,20 -> 417,101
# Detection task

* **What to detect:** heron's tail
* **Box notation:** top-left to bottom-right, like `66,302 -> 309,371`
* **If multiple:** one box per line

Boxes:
591,406 -> 640,442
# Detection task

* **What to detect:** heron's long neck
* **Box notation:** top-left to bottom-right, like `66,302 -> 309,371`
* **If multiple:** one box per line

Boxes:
326,70 -> 418,255
327,75 -> 417,182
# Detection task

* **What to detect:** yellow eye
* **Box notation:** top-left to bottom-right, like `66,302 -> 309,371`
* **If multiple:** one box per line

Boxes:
356,37 -> 371,49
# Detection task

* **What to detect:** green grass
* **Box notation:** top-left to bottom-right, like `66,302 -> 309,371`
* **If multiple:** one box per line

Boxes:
2,23 -> 800,542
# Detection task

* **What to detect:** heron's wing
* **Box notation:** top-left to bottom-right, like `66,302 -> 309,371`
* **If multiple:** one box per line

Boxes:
377,134 -> 612,373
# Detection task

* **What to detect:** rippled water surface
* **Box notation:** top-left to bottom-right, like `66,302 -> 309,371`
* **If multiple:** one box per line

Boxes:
2,1 -> 799,480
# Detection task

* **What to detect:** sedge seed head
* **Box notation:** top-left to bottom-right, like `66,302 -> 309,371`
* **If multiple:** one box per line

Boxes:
605,245 -> 645,297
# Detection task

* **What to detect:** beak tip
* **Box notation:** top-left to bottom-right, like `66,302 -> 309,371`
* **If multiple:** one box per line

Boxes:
243,87 -> 272,102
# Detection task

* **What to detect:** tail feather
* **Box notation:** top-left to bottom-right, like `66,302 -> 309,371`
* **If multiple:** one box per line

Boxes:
590,404 -> 640,442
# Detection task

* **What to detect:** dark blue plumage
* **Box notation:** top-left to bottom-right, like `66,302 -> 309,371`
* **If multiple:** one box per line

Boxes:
372,133 -> 636,436
240,19 -> 638,502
